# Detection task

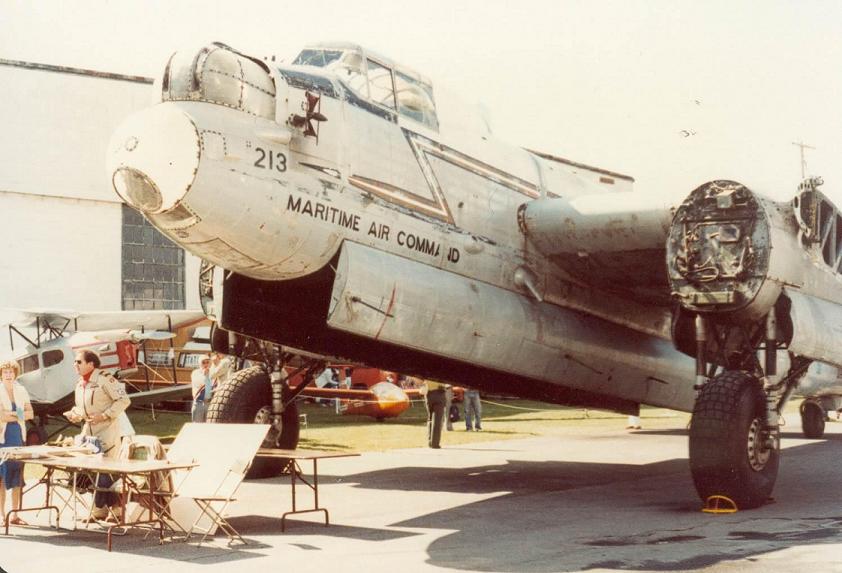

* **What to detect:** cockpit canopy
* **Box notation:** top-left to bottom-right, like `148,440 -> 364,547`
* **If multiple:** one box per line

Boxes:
293,43 -> 439,131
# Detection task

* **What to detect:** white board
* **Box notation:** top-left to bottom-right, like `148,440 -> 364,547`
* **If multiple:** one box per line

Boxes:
166,423 -> 269,536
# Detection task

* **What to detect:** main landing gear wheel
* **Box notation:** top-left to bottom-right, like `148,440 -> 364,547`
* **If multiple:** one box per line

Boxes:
800,400 -> 826,439
689,371 -> 779,509
207,365 -> 300,479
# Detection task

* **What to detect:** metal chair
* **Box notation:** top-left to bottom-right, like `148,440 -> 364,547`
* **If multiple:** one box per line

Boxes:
179,457 -> 251,545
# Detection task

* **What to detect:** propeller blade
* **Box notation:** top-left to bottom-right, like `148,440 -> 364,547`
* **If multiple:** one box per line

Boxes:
306,91 -> 320,113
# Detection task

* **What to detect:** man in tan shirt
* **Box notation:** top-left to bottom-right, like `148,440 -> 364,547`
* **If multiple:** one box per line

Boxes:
64,350 -> 131,521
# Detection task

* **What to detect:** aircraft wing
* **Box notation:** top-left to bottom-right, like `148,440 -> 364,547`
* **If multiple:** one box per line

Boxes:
125,384 -> 193,407
293,386 -> 377,400
32,384 -> 192,417
1,308 -> 205,333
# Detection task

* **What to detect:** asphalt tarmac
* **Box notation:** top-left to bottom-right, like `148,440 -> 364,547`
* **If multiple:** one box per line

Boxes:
2,419 -> 841,573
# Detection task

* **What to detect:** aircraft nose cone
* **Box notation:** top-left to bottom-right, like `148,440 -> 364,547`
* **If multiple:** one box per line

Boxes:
107,104 -> 200,214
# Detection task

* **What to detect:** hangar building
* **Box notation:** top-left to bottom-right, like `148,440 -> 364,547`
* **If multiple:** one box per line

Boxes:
0,58 -> 203,354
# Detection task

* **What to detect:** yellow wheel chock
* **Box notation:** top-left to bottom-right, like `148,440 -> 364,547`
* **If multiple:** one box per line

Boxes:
701,495 -> 738,514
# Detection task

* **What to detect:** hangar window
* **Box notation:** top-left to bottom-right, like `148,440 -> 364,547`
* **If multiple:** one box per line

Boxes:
121,205 -> 186,310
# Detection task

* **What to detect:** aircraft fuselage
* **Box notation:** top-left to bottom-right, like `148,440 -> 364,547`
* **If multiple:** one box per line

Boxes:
108,43 -> 697,413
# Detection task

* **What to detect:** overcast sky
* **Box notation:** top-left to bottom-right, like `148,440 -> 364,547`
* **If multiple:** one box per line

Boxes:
4,0 -> 842,202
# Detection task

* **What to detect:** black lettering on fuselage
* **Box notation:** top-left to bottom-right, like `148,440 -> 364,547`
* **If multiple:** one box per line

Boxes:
367,222 -> 390,241
288,194 -> 359,231
397,230 -> 440,257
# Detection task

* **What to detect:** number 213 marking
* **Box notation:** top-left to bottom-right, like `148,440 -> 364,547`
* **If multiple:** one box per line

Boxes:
254,147 -> 287,172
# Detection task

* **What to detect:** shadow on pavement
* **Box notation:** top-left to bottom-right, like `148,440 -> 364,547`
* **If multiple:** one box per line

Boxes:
317,435 -> 842,572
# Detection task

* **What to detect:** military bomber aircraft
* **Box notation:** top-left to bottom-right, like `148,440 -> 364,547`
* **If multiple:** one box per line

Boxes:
107,41 -> 842,504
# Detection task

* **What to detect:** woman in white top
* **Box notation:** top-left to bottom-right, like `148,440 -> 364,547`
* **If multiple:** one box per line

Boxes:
0,359 -> 34,525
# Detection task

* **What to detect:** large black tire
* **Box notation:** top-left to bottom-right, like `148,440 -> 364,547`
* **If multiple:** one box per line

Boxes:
689,371 -> 779,509
800,400 -> 826,439
207,366 -> 300,479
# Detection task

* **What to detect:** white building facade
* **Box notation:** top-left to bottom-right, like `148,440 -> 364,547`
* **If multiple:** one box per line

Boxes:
0,59 -> 202,351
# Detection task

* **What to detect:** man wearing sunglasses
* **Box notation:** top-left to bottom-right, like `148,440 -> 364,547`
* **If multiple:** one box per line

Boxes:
63,350 -> 131,522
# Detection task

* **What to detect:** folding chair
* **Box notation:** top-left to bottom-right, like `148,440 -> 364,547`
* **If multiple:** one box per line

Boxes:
49,467 -> 94,526
163,423 -> 269,544
179,458 -> 251,545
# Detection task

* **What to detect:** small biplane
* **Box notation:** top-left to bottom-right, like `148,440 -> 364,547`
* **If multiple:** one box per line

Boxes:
1,308 -> 204,443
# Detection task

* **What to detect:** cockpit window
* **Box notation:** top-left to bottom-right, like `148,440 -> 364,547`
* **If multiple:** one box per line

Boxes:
42,349 -> 64,368
19,354 -> 39,374
293,49 -> 345,68
395,71 -> 438,130
292,47 -> 437,126
366,59 -> 395,109
293,47 -> 368,96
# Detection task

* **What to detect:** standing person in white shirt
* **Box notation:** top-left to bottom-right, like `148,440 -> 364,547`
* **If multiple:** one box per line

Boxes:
190,355 -> 215,423
0,360 -> 34,526
209,352 -> 232,386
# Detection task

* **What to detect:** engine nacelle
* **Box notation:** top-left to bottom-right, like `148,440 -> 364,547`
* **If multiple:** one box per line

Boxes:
667,179 -> 842,323
518,193 -> 674,292
667,180 -> 778,320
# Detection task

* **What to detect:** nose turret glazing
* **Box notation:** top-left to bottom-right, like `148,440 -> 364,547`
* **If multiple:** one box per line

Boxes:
108,103 -> 201,214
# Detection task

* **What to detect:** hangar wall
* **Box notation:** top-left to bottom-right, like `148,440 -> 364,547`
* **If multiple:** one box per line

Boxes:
0,59 -> 202,355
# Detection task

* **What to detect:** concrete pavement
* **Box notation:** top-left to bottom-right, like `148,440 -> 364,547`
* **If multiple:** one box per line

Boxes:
1,418 -> 841,572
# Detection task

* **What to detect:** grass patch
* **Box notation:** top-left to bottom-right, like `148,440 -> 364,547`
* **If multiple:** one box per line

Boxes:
40,399 -> 686,453
295,399 -> 685,451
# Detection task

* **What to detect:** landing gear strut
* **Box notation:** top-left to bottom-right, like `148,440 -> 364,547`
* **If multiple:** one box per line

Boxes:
206,347 -> 325,478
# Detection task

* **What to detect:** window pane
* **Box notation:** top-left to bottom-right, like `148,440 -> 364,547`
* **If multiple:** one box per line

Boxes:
42,349 -> 64,368
395,71 -> 438,130
293,49 -> 344,68
121,204 -> 185,311
19,354 -> 39,374
367,59 -> 395,109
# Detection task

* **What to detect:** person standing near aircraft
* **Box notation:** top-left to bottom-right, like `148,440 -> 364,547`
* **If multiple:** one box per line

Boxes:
422,380 -> 447,448
444,384 -> 454,432
64,350 -> 131,522
464,388 -> 482,431
0,360 -> 34,526
209,352 -> 232,387
626,405 -> 642,430
191,355 -> 215,422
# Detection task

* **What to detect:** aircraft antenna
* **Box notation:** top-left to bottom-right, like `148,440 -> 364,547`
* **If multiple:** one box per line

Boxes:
792,140 -> 815,179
